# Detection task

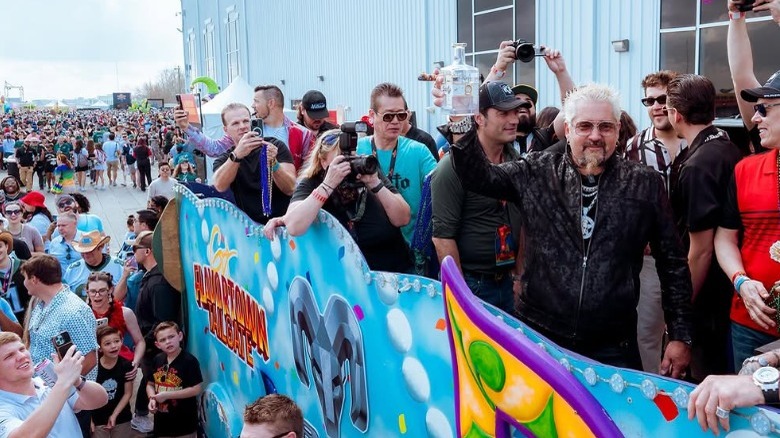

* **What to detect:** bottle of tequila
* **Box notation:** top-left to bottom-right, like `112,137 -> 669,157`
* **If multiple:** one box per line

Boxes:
440,43 -> 480,116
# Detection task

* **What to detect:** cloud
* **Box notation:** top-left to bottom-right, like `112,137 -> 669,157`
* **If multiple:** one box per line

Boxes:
0,0 -> 183,99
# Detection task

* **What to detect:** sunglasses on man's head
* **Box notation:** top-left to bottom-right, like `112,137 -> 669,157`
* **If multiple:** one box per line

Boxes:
377,111 -> 409,123
641,94 -> 667,107
754,102 -> 780,117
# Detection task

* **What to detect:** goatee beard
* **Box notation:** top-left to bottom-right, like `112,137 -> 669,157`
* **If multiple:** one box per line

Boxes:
517,114 -> 536,134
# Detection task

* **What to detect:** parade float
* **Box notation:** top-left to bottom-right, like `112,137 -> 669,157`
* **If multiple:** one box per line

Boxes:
158,185 -> 780,437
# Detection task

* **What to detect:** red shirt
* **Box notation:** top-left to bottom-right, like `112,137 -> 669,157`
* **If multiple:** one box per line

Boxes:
724,149 -> 780,336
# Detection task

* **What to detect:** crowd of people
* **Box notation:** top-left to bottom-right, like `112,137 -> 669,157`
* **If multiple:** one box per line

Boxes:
0,0 -> 777,436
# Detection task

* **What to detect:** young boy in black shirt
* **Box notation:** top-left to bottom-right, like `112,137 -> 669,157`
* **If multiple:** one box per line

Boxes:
146,322 -> 203,437
93,325 -> 134,437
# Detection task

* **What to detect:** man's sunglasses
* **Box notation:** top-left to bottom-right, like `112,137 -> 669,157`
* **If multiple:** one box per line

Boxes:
57,200 -> 75,210
754,102 -> 780,117
132,245 -> 149,252
4,209 -> 21,216
377,111 -> 409,123
641,94 -> 667,107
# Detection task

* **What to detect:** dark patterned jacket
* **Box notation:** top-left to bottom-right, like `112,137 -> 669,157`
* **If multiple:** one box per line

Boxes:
449,129 -> 693,348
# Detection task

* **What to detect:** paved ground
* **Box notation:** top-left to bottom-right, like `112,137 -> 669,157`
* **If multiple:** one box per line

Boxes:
6,168 -> 160,251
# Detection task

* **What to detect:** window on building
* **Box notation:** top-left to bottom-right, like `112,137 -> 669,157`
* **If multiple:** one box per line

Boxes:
660,0 -> 778,118
188,32 -> 198,80
456,0 -> 536,87
204,24 -> 216,81
226,11 -> 240,83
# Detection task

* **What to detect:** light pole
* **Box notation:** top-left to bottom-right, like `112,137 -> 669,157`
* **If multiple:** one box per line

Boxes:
174,66 -> 183,93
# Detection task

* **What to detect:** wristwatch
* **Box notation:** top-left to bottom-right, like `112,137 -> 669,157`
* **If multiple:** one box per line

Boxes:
753,366 -> 780,404
75,376 -> 87,391
229,152 -> 242,162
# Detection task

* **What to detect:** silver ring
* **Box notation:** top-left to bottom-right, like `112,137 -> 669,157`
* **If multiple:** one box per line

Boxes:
716,406 -> 730,419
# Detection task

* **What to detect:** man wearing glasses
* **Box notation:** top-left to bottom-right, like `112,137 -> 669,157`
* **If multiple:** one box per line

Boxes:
727,0 -> 780,154
448,83 -> 694,372
712,70 -> 780,373
624,70 -> 688,374
666,74 -> 743,381
48,212 -> 83,275
356,82 -> 437,244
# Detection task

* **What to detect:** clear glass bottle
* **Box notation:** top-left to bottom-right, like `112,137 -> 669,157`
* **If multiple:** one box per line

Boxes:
440,43 -> 480,116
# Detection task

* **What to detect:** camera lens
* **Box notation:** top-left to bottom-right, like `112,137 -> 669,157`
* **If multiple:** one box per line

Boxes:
515,43 -> 536,63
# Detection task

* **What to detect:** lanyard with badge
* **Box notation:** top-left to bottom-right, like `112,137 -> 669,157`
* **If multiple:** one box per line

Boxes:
495,199 -> 517,267
370,138 -> 398,179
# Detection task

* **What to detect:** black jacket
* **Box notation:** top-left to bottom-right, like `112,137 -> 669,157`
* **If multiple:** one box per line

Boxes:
450,129 -> 694,349
135,264 -> 181,343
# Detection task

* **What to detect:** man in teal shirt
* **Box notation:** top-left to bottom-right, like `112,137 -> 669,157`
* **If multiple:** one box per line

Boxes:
356,83 -> 437,244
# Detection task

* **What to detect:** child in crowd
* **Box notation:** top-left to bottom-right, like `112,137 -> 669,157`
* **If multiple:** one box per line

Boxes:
52,153 -> 75,194
172,158 -> 199,183
146,322 -> 203,438
116,215 -> 136,261
93,325 -> 134,438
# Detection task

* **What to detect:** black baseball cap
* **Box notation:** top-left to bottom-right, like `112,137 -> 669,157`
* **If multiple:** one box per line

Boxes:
511,84 -> 539,105
301,90 -> 329,119
741,69 -> 780,102
479,81 -> 525,112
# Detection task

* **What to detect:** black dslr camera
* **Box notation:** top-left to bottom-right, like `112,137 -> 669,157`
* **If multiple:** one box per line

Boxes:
511,40 -> 544,63
736,0 -> 755,11
338,122 -> 379,187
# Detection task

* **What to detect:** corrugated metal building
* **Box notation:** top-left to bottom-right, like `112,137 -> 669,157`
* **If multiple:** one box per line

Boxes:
179,0 -> 779,133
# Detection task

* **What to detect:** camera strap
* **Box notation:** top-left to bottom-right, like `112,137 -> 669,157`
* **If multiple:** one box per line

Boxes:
370,138 -> 398,179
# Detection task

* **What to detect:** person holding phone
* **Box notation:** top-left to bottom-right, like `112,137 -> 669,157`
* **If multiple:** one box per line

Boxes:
0,332 -> 108,438
22,254 -> 99,437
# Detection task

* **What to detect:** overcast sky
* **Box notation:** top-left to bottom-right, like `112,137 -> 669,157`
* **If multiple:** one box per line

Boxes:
0,0 -> 184,101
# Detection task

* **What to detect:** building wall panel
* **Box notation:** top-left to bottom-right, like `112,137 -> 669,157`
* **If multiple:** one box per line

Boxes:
182,0 -> 456,133
536,0 -> 660,127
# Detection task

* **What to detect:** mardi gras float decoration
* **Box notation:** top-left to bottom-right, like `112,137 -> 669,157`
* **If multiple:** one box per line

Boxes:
158,185 -> 780,437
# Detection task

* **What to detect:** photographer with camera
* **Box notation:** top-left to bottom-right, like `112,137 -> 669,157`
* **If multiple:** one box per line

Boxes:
263,127 -> 412,273
213,103 -> 296,224
485,41 -> 574,153
356,83 -> 437,245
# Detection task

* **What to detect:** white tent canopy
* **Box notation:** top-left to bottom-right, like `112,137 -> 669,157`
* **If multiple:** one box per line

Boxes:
44,101 -> 69,108
200,75 -> 255,138
92,100 -> 109,108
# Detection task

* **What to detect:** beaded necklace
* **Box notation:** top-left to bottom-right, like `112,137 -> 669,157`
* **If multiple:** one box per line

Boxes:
260,147 -> 272,216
